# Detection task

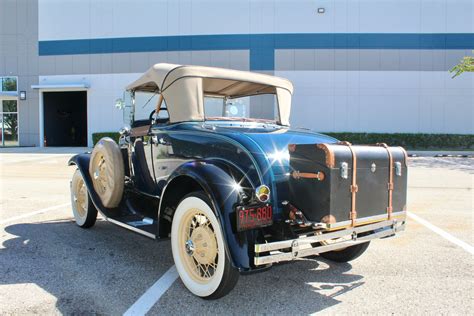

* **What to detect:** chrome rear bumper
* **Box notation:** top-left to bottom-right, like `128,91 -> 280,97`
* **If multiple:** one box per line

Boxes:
254,218 -> 406,266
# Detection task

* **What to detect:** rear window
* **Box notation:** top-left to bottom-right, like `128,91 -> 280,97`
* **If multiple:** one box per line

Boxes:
204,94 -> 279,122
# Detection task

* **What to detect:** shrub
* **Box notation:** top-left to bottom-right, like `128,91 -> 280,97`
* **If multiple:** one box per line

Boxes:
92,132 -> 120,146
91,131 -> 474,150
324,133 -> 474,150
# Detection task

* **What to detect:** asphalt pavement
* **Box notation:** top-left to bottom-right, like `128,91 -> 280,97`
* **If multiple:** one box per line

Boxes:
0,151 -> 472,315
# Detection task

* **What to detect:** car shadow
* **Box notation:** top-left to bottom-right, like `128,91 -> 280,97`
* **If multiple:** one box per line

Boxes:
1,220 -> 364,314
156,255 -> 364,314
1,219 -> 175,315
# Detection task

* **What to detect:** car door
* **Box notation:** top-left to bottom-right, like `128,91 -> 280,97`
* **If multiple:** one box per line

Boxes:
129,127 -> 156,195
128,91 -> 160,195
150,128 -> 189,195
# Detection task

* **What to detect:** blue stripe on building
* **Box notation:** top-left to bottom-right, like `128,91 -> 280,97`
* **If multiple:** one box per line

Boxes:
39,33 -> 474,70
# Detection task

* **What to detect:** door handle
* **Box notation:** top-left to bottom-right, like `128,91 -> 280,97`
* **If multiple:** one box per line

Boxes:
152,136 -> 169,146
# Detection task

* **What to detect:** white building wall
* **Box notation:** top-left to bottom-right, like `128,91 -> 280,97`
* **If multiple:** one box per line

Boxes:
280,70 -> 473,134
36,0 -> 474,139
39,0 -> 473,40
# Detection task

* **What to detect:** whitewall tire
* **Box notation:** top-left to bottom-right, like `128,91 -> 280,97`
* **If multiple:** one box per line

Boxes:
71,169 -> 98,228
171,192 -> 239,299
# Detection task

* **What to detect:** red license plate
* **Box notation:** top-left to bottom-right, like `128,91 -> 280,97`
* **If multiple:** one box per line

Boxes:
236,204 -> 273,231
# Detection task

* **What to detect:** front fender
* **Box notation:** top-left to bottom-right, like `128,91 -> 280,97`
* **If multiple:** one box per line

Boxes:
68,153 -> 119,218
159,160 -> 257,271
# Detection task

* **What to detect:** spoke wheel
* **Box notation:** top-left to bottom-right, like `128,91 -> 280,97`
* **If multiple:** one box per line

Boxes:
92,155 -> 110,195
89,137 -> 124,208
171,192 -> 239,299
180,210 -> 219,282
71,169 -> 98,228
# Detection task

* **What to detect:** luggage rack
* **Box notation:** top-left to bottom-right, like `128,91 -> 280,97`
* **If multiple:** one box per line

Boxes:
254,218 -> 406,266
284,201 -> 406,231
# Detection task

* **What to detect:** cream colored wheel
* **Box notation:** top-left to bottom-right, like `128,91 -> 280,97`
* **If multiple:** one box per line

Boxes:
89,137 -> 124,208
70,169 -> 97,228
171,192 -> 239,299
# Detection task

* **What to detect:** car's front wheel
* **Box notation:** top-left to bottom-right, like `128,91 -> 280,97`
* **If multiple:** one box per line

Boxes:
70,169 -> 98,228
171,192 -> 239,299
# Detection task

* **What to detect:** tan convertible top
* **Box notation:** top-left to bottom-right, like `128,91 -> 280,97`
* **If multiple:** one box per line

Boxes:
126,63 -> 294,125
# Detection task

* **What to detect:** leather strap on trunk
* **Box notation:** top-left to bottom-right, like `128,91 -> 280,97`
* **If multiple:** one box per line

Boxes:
377,143 -> 394,220
338,141 -> 358,226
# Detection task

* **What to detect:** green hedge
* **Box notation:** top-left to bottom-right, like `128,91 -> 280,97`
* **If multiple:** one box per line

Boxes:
324,133 -> 474,150
92,131 -> 474,149
92,132 -> 120,145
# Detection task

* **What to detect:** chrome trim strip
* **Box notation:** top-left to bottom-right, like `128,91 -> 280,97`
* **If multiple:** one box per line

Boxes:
254,219 -> 405,266
327,211 -> 407,229
106,217 -> 156,239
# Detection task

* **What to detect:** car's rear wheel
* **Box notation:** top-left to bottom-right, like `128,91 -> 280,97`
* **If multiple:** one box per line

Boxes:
319,242 -> 370,263
71,169 -> 98,228
89,137 -> 124,208
171,192 -> 239,299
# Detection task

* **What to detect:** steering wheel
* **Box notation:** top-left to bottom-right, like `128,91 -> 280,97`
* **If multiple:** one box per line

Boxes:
149,109 -> 156,122
150,107 -> 170,124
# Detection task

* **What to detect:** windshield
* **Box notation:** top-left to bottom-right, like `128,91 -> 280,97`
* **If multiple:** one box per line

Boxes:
204,94 -> 279,123
122,91 -> 168,126
135,92 -> 161,121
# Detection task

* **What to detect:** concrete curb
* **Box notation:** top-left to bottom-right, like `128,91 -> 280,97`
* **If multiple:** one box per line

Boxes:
0,147 -> 91,154
408,151 -> 474,158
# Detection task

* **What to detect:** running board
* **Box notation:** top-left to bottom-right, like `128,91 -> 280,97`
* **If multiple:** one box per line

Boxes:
106,217 -> 156,239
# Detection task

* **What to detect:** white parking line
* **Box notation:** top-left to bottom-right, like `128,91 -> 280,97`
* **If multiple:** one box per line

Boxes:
0,203 -> 70,226
408,212 -> 474,255
124,265 -> 179,316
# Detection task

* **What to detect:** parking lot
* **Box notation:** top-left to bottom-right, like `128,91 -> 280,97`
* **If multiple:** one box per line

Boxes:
0,150 -> 472,315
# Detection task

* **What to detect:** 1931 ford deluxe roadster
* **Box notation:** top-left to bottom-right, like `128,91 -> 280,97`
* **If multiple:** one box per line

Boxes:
69,64 -> 407,299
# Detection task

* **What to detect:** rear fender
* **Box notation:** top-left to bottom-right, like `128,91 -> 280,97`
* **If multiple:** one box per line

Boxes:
68,153 -> 119,218
159,160 -> 257,271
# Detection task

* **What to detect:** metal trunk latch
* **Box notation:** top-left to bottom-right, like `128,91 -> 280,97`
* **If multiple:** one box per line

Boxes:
351,231 -> 357,241
395,162 -> 402,176
291,240 -> 299,257
371,162 -> 377,173
340,162 -> 348,179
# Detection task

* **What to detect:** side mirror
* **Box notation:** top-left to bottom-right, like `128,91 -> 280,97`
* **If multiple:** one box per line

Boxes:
115,98 -> 125,109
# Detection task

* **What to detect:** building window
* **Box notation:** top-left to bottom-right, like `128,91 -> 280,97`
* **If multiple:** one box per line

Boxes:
0,77 -> 19,147
2,77 -> 17,92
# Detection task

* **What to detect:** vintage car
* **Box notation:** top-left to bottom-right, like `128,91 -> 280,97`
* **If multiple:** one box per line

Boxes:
69,64 -> 407,299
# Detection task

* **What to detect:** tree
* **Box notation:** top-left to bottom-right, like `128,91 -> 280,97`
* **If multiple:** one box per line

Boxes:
1,101 -> 18,142
1,77 -> 17,91
450,52 -> 474,78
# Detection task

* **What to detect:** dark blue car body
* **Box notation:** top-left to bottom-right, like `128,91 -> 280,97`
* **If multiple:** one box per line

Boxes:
70,121 -> 337,272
